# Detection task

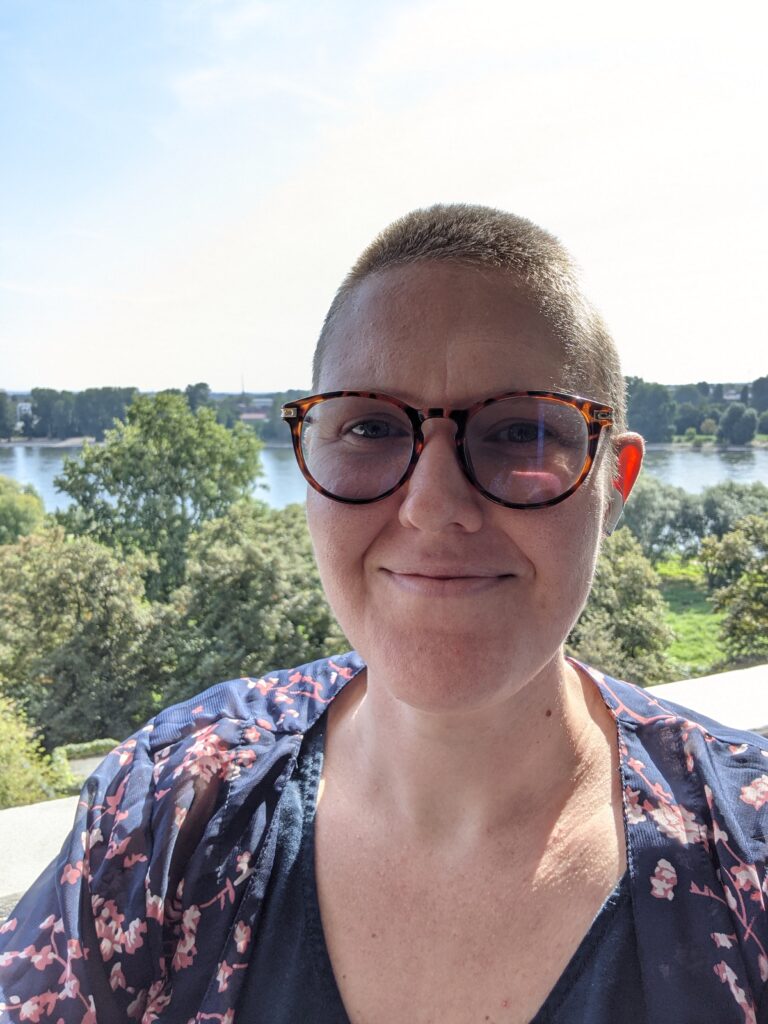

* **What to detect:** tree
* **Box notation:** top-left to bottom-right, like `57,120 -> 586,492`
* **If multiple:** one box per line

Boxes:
700,515 -> 768,664
712,384 -> 724,402
620,475 -> 703,562
158,501 -> 345,705
73,387 -> 136,440
740,384 -> 750,404
185,382 -> 212,411
753,376 -> 768,414
625,377 -> 676,442
716,403 -> 758,445
700,481 -> 768,539
675,402 -> 701,435
758,410 -> 768,436
696,381 -> 710,398
55,393 -> 263,600
0,476 -> 45,544
568,529 -> 675,684
0,528 -> 160,746
0,391 -> 16,438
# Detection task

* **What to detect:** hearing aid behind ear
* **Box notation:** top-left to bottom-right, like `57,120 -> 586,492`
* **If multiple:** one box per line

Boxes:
604,490 -> 625,535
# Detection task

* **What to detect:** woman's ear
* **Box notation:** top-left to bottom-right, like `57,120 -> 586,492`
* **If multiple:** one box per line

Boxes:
614,433 -> 644,501
604,433 -> 644,536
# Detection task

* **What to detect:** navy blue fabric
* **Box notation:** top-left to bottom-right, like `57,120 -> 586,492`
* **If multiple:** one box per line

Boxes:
238,716 -> 646,1023
3,654 -> 768,1023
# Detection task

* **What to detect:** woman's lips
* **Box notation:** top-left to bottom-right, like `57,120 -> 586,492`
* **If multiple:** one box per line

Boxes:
381,568 -> 513,595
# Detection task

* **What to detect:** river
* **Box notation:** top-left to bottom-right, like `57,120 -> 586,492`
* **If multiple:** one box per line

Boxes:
0,444 -> 766,512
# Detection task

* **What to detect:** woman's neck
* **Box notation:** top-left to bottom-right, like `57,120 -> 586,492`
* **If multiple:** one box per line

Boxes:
323,653 -> 618,849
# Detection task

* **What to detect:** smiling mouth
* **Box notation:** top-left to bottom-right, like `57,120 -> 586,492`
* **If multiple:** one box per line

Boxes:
381,569 -> 514,594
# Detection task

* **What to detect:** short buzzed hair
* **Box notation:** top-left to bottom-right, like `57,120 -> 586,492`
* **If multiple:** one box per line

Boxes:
312,203 -> 626,433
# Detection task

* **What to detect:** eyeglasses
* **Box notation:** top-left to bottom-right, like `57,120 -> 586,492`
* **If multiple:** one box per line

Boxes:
281,390 -> 613,509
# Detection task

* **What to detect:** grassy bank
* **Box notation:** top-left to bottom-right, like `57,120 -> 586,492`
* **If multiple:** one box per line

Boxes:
656,557 -> 725,677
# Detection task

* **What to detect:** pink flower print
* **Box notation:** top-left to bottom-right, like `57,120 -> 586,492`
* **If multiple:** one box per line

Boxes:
145,891 -> 165,923
29,945 -> 55,971
0,917 -> 17,933
175,805 -> 188,829
234,920 -> 252,954
124,917 -> 147,954
110,962 -> 127,991
649,802 -> 706,846
624,786 -> 645,825
82,997 -> 97,1024
60,860 -> 83,885
222,1010 -> 235,1024
712,932 -> 735,948
760,954 -> 768,983
740,775 -> 768,810
173,725 -> 229,783
234,851 -> 254,885
172,905 -> 201,971
243,725 -> 261,743
713,819 -> 729,845
732,864 -> 761,893
38,914 -> 56,930
713,961 -> 757,1024
730,743 -> 749,755
216,959 -> 234,992
651,858 -> 677,900
18,990 -> 58,1021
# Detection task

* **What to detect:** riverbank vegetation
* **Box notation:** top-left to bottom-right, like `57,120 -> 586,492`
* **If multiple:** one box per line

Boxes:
0,390 -> 766,806
3,374 -> 768,446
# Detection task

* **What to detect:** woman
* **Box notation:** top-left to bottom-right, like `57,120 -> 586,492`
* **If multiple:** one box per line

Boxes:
1,205 -> 767,1024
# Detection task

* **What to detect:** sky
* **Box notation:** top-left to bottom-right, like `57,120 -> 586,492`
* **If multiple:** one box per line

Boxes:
1,0 -> 766,393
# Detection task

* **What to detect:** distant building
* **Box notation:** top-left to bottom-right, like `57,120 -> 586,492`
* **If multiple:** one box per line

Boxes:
239,411 -> 268,422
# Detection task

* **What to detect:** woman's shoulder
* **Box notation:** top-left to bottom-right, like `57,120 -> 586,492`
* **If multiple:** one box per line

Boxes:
0,651 -> 364,1019
149,650 -> 365,752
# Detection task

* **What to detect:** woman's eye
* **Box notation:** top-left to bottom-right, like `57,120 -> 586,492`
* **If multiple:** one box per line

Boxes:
495,421 -> 542,443
348,419 -> 396,439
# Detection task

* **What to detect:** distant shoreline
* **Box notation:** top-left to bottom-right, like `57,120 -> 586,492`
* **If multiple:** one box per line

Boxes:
0,437 -> 294,450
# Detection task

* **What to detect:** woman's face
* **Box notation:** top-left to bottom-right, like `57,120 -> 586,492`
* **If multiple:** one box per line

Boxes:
308,262 -> 615,712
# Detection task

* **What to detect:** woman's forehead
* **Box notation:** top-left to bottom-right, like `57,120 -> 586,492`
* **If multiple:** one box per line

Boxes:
317,263 -> 572,401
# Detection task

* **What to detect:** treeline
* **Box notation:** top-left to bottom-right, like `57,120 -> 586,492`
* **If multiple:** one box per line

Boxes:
3,375 -> 767,444
0,391 -> 766,807
627,376 -> 768,443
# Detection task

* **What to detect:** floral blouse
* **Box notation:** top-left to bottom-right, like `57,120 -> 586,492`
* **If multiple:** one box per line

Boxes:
1,653 -> 768,1024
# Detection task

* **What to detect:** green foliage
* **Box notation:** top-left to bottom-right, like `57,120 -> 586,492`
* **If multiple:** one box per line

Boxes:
0,391 -> 16,438
753,376 -> 768,414
620,476 -> 702,563
700,515 -> 768,664
700,481 -> 768,539
158,501 -> 346,705
0,528 -> 160,747
185,382 -> 212,411
257,390 -> 306,441
0,697 -> 66,809
758,410 -> 768,435
716,402 -> 758,445
626,377 -> 676,442
0,476 -> 45,544
700,417 -> 717,436
568,529 -> 675,684
22,387 -> 137,440
55,392 -> 263,600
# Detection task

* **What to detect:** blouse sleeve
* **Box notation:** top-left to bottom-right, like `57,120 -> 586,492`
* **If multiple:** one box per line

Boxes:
0,682 -> 284,1023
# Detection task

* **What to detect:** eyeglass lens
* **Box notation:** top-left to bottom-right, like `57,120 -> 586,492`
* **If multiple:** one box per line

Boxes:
300,395 -> 590,505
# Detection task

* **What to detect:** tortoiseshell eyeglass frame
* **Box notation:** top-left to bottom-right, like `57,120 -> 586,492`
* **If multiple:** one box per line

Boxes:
281,390 -> 614,509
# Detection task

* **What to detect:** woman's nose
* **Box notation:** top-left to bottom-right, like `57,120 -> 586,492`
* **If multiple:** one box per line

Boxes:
397,419 -> 484,533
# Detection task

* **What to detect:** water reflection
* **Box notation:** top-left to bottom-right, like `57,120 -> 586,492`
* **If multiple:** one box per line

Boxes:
642,448 -> 767,493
